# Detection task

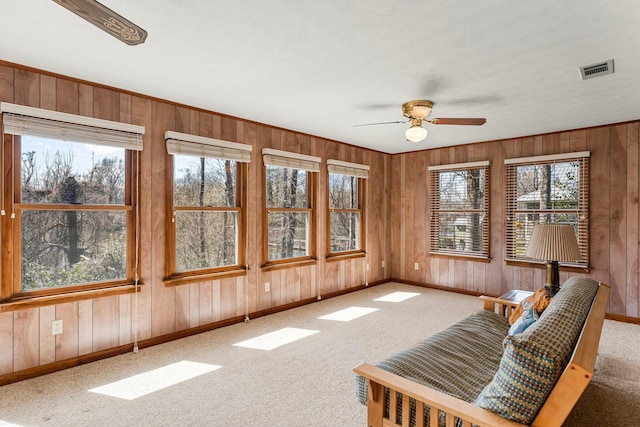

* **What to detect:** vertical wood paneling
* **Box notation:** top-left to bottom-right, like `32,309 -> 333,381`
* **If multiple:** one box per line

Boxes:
588,127 -> 611,287
55,302 -> 78,361
92,296 -> 119,352
175,286 -> 190,331
220,278 -> 237,319
609,125 -> 627,314
0,312 -> 14,374
486,140 -> 504,295
389,155 -> 402,279
211,280 -> 222,321
55,79 -> 79,114
150,101 -> 174,336
199,281 -> 214,324
628,123 -> 640,317
78,83 -> 93,117
13,309 -> 39,371
38,305 -> 56,365
4,62 -> 640,385
118,294 -> 132,345
0,65 -> 13,103
39,75 -> 56,111
131,96 -> 153,342
245,123 -> 259,312
93,87 -> 119,121
13,69 -> 39,107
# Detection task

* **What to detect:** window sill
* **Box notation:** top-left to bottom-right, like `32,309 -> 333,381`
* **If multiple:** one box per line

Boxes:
505,259 -> 590,274
164,268 -> 247,287
261,258 -> 317,272
0,283 -> 143,313
326,252 -> 366,262
429,252 -> 491,263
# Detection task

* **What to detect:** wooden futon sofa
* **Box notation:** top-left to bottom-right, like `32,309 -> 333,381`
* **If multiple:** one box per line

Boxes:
354,277 -> 610,427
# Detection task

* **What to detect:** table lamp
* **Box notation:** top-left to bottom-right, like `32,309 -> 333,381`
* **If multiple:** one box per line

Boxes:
525,223 -> 582,297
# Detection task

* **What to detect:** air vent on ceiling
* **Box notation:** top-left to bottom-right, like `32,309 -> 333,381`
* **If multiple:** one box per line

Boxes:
579,59 -> 614,80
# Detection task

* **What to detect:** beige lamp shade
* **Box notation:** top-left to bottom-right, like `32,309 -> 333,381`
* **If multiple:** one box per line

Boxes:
525,223 -> 582,263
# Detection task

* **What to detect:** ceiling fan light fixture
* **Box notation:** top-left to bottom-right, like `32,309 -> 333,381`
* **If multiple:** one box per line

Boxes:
405,120 -> 428,143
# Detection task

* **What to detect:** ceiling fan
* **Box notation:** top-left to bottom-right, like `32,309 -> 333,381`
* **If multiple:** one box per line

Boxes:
354,100 -> 486,143
53,0 -> 147,46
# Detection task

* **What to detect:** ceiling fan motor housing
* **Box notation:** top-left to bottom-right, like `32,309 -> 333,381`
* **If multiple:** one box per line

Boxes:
402,100 -> 434,119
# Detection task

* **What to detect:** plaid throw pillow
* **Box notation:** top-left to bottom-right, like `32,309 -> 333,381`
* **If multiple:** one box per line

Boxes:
474,277 -> 599,424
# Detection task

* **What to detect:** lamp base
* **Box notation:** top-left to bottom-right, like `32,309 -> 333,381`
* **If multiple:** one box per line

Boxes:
545,260 -> 560,297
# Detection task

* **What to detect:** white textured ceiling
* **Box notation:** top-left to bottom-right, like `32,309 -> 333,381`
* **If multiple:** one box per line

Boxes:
2,1 -> 640,154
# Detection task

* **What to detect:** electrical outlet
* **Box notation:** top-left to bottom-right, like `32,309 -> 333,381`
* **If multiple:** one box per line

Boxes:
381,260 -> 385,268
265,282 -> 270,292
414,262 -> 419,270
366,263 -> 370,271
52,320 -> 63,335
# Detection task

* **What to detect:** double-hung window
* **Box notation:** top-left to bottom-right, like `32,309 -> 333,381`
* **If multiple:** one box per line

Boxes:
1,103 -> 144,302
505,151 -> 589,268
262,148 -> 319,266
429,161 -> 490,259
327,160 -> 368,256
165,131 -> 251,284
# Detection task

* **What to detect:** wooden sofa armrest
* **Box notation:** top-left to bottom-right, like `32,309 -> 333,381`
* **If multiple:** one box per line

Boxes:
353,363 -> 527,427
479,295 -> 520,318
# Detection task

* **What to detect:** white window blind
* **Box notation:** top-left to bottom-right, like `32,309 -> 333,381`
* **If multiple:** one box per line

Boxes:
504,151 -> 589,267
1,102 -> 144,151
327,159 -> 369,178
165,130 -> 252,162
428,161 -> 490,258
262,148 -> 320,172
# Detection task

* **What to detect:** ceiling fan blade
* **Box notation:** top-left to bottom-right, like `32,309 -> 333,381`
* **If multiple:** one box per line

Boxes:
353,120 -> 406,127
53,0 -> 147,46
429,118 -> 486,126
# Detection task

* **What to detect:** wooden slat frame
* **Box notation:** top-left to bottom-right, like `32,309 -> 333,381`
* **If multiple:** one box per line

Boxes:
354,283 -> 610,427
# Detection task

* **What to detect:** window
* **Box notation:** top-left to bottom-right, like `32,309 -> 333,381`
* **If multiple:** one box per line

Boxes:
165,131 -> 251,284
262,148 -> 319,266
505,151 -> 589,268
1,103 -> 144,302
429,161 -> 490,259
327,160 -> 368,256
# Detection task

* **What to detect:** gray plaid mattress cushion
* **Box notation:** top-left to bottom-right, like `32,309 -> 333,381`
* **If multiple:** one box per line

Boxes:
356,308 -> 510,405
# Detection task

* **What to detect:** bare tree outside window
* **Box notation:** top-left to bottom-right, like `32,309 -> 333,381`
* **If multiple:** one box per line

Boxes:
328,173 -> 361,253
265,165 -> 310,260
430,165 -> 489,258
509,160 -> 581,258
19,136 -> 129,292
173,155 -> 238,272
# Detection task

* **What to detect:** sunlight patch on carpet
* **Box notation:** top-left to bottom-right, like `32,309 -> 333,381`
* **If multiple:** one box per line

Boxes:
88,360 -> 221,400
374,291 -> 421,302
233,327 -> 319,350
318,306 -> 379,322
0,421 -> 24,426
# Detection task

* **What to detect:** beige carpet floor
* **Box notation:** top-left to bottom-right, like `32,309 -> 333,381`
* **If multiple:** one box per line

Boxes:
0,282 -> 638,427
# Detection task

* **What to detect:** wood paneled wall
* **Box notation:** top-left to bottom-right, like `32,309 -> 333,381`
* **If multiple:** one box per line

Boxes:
391,125 -> 640,319
1,60 -> 638,383
0,63 -> 391,380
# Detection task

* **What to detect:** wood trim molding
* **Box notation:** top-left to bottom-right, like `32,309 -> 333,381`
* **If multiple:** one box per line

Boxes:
0,279 -> 389,386
0,283 -> 142,313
